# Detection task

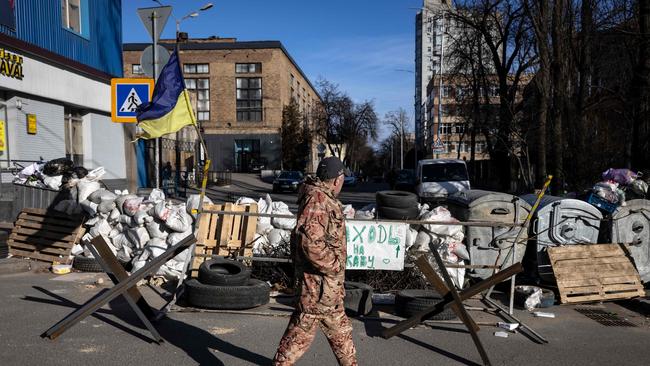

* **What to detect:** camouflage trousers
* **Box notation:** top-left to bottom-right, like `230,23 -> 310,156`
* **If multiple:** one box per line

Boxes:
273,309 -> 357,366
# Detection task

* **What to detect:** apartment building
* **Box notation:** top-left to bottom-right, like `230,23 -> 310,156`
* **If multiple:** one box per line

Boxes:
123,38 -> 322,173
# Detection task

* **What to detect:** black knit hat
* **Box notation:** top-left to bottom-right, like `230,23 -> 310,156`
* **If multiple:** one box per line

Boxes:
316,157 -> 345,180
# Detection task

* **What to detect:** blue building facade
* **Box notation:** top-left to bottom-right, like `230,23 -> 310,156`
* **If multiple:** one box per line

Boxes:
0,0 -> 130,193
0,0 -> 122,76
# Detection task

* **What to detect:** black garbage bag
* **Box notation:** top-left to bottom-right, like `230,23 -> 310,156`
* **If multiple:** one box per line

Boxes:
43,158 -> 74,176
72,166 -> 88,179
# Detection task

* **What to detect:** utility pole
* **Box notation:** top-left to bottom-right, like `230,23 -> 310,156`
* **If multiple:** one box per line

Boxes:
400,113 -> 404,170
151,10 -> 160,189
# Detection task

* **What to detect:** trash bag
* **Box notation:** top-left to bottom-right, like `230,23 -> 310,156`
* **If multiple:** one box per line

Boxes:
77,179 -> 101,202
602,168 -> 638,186
148,188 -> 165,203
43,158 -> 74,176
166,205 -> 192,232
43,175 -> 63,190
84,167 -> 106,182
186,194 -> 213,220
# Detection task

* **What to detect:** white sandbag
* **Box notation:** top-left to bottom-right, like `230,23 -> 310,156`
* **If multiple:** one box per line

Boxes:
450,241 -> 470,261
97,198 -> 116,214
355,203 -> 376,219
186,194 -> 213,219
114,189 -> 128,195
411,230 -> 435,253
417,203 -> 431,219
235,197 -> 257,205
271,203 -> 296,230
132,258 -> 147,273
256,195 -> 273,234
108,208 -> 120,223
89,219 -> 112,238
79,200 -> 98,217
84,215 -> 101,227
123,197 -> 144,216
146,219 -> 169,239
43,175 -> 63,190
133,210 -> 151,226
88,189 -> 117,204
167,229 -> 193,246
166,205 -> 192,233
343,205 -> 355,219
77,179 -> 101,202
420,206 -> 464,239
116,246 -> 131,263
251,233 -> 270,255
268,228 -> 291,247
126,227 -> 150,250
152,200 -> 172,221
405,227 -> 419,250
148,188 -> 165,203
111,233 -> 130,250
171,248 -> 191,265
119,214 -> 135,227
145,238 -> 168,258
85,167 -> 105,182
71,244 -> 84,256
108,226 -> 121,239
115,194 -> 137,214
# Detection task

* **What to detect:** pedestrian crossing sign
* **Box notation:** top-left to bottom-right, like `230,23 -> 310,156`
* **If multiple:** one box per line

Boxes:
111,78 -> 155,123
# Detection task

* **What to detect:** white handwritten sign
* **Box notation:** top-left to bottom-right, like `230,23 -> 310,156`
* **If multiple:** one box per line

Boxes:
345,220 -> 407,271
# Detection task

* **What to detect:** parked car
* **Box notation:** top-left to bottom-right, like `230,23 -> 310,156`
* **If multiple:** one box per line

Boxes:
272,171 -> 304,192
249,158 -> 268,173
415,159 -> 470,203
343,173 -> 357,187
395,169 -> 416,192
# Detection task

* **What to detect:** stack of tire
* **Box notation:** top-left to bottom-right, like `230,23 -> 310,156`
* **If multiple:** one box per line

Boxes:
185,257 -> 270,310
376,191 -> 420,220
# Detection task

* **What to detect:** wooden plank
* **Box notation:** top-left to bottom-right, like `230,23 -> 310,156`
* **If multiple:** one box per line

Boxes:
552,262 -> 636,276
15,219 -> 82,234
562,290 -> 645,304
8,240 -> 71,255
8,235 -> 74,249
11,227 -> 78,243
195,211 -> 211,244
242,204 -> 258,258
554,268 -> 636,281
550,256 -> 631,268
548,244 -> 623,255
557,275 -> 641,288
563,283 -> 642,295
17,213 -> 82,228
9,248 -> 70,264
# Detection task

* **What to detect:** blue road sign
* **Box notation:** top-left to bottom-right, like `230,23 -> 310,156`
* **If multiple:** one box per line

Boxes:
111,78 -> 154,123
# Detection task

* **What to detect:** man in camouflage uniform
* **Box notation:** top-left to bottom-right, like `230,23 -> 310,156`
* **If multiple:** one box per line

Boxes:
273,157 -> 357,366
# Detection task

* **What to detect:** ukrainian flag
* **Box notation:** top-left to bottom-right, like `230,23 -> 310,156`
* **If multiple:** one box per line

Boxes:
136,50 -> 196,139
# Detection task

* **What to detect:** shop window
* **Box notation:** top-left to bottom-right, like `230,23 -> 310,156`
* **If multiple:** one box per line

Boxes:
236,63 -> 262,73
236,77 -> 262,122
61,0 -> 88,37
64,109 -> 83,166
186,78 -> 210,121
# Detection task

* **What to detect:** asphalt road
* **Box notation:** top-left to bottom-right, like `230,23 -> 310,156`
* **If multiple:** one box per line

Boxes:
195,173 -> 388,212
1,270 -> 650,366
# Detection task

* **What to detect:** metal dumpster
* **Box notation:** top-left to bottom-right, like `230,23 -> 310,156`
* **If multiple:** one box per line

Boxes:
447,190 -> 531,279
12,183 -> 60,220
521,194 -> 603,282
611,199 -> 650,282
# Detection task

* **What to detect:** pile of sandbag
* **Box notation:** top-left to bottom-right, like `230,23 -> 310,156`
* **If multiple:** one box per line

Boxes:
66,183 -> 210,281
13,157 -> 89,191
234,194 -> 296,257
356,202 -> 469,288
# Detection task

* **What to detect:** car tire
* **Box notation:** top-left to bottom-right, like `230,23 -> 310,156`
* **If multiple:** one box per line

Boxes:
376,191 -> 419,208
73,256 -> 104,273
344,281 -> 373,316
185,278 -> 270,310
198,258 -> 251,286
377,205 -> 420,220
394,289 -> 457,320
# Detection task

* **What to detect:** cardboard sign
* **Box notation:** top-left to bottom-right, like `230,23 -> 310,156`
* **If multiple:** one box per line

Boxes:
345,220 -> 407,271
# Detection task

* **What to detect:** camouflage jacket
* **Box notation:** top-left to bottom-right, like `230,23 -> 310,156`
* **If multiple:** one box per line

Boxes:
293,176 -> 346,314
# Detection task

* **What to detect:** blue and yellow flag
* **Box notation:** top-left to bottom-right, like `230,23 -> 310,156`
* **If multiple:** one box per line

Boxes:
136,50 -> 196,139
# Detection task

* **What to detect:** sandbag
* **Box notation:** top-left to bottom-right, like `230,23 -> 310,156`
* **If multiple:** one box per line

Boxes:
89,219 -> 112,238
186,194 -> 213,219
152,200 -> 172,221
115,194 -> 137,214
252,233 -> 270,255
235,197 -> 257,205
84,167 -> 106,182
133,210 -> 152,226
108,208 -> 120,223
88,189 -> 117,204
167,229 -> 193,246
77,179 -> 101,202
166,205 -> 192,233
145,238 -> 168,258
123,197 -> 144,216
148,188 -> 165,203
420,206 -> 464,240
146,219 -> 170,239
271,203 -> 296,230
126,226 -> 150,250
79,200 -> 98,216
111,233 -> 131,250
97,198 -> 116,214
256,195 -> 273,234
119,214 -> 135,227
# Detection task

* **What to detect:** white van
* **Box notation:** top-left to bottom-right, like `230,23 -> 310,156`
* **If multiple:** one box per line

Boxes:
416,159 -> 470,202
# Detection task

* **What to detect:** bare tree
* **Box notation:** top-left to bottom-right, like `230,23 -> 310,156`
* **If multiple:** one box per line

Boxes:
383,108 -> 411,170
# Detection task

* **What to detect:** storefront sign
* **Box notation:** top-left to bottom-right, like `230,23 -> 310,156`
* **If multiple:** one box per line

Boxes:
26,114 -> 36,134
345,220 -> 407,271
0,48 -> 24,80
0,120 -> 5,151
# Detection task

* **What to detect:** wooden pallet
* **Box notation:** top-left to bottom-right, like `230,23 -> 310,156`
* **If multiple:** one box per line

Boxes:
548,244 -> 645,304
8,208 -> 86,264
191,203 -> 258,277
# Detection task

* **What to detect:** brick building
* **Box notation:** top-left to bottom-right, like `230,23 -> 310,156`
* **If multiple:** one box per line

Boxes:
123,38 -> 322,173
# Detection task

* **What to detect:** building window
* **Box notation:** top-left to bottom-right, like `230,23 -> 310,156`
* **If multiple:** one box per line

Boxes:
64,109 -> 83,166
440,85 -> 452,98
183,63 -> 209,74
440,123 -> 453,135
236,77 -> 262,122
454,123 -> 466,134
61,0 -> 88,36
186,78 -> 210,121
132,64 -> 143,75
236,63 -> 262,73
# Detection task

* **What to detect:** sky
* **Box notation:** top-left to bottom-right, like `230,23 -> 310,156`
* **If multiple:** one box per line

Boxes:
121,0 -> 422,140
